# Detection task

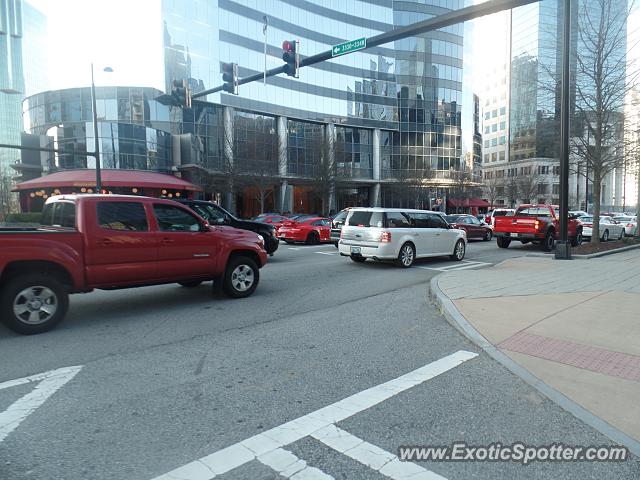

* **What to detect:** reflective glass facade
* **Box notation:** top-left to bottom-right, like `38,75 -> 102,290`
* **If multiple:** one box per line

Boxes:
509,0 -> 572,161
162,0 -> 476,194
23,87 -> 176,172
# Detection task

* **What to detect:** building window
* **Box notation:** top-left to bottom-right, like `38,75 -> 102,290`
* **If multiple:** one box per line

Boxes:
500,107 -> 506,115
553,165 -> 560,175
336,126 -> 373,179
484,154 -> 490,162
287,120 -> 324,177
538,184 -> 547,194
499,151 -> 506,161
538,165 -> 549,175
499,136 -> 506,145
491,152 -> 498,162
552,184 -> 560,195
492,109 -> 498,118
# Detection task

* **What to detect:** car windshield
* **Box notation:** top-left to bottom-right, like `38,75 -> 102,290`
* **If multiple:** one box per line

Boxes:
580,216 -> 593,222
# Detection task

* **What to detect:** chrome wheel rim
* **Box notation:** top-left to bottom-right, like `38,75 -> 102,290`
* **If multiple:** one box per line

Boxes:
455,241 -> 465,259
231,265 -> 255,292
13,286 -> 58,325
400,245 -> 414,266
603,231 -> 608,241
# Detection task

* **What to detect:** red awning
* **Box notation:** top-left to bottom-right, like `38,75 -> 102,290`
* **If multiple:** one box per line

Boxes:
446,198 -> 490,208
12,169 -> 201,192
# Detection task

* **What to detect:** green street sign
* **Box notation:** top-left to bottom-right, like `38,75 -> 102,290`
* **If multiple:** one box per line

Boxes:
331,37 -> 367,57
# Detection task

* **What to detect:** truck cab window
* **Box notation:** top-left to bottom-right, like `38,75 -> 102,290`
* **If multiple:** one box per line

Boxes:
97,202 -> 149,231
153,204 -> 201,232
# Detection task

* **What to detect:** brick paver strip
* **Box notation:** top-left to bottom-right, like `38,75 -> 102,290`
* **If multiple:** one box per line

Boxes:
498,332 -> 640,382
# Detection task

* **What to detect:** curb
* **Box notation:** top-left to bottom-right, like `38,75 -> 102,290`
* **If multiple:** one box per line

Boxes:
571,242 -> 640,259
429,275 -> 640,457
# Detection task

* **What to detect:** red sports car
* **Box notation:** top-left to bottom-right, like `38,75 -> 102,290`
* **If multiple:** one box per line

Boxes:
253,214 -> 289,234
278,217 -> 332,244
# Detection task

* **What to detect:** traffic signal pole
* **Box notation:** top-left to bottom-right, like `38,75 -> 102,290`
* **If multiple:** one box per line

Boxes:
191,0 -> 540,100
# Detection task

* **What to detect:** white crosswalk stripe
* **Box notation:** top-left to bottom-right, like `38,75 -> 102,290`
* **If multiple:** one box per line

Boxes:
417,260 -> 491,272
258,448 -> 334,479
312,425 -> 446,479
151,351 -> 477,480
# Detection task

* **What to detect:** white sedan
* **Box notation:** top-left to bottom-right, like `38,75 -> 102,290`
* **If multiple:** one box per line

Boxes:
579,216 -> 625,241
613,216 -> 637,236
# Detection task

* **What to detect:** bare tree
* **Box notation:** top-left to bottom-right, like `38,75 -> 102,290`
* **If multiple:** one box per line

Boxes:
570,0 -> 639,242
308,131 -> 336,216
483,172 -> 501,209
517,167 -> 543,203
242,152 -> 278,215
0,168 -> 15,222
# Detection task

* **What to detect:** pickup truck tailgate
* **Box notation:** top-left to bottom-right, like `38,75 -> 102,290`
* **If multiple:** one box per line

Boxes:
495,216 -> 538,234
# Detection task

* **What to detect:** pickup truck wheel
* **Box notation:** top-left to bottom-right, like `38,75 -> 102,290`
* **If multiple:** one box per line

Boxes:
450,240 -> 466,261
571,231 -> 583,247
179,281 -> 202,288
542,231 -> 555,252
497,237 -> 511,248
222,256 -> 259,298
1,274 -> 68,335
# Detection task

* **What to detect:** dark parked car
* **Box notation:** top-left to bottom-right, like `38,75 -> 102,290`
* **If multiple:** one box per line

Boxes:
179,200 -> 279,255
330,208 -> 352,247
445,214 -> 493,241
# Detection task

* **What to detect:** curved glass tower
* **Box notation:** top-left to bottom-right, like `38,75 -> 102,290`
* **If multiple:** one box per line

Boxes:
162,0 -> 476,214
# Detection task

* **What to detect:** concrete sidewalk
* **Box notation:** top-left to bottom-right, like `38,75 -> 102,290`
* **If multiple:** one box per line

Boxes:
431,249 -> 640,454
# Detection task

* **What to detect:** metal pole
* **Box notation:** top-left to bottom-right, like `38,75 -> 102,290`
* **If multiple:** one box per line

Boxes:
555,0 -> 571,259
91,63 -> 102,192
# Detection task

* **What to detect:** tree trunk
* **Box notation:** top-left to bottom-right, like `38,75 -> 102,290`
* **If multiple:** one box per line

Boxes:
592,175 -> 602,244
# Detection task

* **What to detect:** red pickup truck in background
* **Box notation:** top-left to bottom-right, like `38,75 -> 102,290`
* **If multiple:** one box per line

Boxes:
493,204 -> 583,252
0,195 -> 268,335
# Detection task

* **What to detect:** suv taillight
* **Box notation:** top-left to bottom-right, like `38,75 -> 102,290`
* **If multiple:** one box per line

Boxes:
381,231 -> 391,243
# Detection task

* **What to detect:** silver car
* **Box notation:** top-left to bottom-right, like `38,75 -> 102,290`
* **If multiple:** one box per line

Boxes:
580,215 -> 625,241
338,208 -> 467,268
613,216 -> 637,236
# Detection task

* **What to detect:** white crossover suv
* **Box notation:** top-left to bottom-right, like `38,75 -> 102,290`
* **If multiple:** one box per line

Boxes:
338,208 -> 467,268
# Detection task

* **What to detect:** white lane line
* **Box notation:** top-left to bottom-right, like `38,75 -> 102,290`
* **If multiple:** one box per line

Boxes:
151,350 -> 477,480
0,365 -> 82,443
312,425 -> 445,480
315,252 -> 337,256
258,448 -> 334,479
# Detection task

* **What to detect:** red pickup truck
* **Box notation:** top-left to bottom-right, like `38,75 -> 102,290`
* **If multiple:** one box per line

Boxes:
0,195 -> 268,334
493,204 -> 583,251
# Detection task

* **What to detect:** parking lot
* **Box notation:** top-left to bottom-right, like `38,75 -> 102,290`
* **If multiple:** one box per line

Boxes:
1,240 -> 638,479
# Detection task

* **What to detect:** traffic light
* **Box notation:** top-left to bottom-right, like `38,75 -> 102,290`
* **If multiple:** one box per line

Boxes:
221,62 -> 238,94
171,79 -> 191,108
282,40 -> 299,77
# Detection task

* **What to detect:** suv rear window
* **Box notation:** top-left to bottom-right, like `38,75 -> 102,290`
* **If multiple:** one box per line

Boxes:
347,211 -> 384,228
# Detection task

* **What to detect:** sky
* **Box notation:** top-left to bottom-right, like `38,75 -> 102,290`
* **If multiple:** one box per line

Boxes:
26,0 -> 164,91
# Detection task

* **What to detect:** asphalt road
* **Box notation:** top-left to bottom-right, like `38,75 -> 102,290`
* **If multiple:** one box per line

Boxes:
0,239 -> 638,480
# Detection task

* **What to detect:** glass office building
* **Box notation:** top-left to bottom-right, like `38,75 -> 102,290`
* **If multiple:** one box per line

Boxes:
0,0 -> 25,173
162,0 -> 478,214
13,0 -> 479,216
21,87 -> 175,174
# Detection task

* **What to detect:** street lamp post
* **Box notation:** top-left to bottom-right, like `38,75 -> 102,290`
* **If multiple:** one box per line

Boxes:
90,64 -> 113,193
